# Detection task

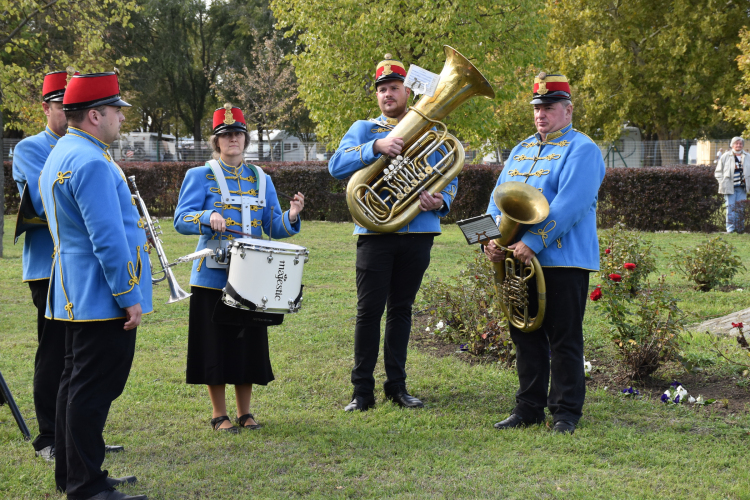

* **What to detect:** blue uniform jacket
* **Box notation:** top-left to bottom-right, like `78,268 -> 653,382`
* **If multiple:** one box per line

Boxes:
39,127 -> 153,321
174,160 -> 301,290
487,123 -> 605,271
328,115 -> 457,235
12,127 -> 59,281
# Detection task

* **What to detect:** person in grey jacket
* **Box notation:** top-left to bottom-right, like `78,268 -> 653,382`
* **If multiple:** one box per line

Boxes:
714,137 -> 750,232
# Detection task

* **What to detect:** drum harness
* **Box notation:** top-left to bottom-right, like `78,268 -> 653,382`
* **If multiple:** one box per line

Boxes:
205,159 -> 267,270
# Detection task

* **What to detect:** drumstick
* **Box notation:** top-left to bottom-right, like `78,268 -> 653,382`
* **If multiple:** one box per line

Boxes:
276,190 -> 297,202
200,223 -> 255,238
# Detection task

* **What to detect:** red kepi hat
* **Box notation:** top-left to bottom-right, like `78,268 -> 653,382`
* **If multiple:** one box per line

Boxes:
530,72 -> 571,104
42,67 -> 79,102
375,54 -> 407,87
63,71 -> 131,111
212,104 -> 247,135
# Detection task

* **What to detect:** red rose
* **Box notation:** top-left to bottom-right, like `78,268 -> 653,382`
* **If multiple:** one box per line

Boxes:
624,263 -> 636,270
732,322 -> 744,329
590,286 -> 603,301
605,248 -> 611,254
609,273 -> 622,282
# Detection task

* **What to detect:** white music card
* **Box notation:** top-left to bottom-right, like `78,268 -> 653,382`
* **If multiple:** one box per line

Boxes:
404,65 -> 440,97
456,214 -> 502,245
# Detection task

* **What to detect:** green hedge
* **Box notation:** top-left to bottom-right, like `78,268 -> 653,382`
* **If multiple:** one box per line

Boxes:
2,160 -> 502,223
597,165 -> 724,232
2,161 -> 725,231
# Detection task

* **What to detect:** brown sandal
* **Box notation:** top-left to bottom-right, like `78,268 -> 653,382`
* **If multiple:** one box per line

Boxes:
237,413 -> 262,430
210,416 -> 239,434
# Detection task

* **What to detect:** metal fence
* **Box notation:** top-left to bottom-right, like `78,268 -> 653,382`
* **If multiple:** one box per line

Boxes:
0,136 -> 722,166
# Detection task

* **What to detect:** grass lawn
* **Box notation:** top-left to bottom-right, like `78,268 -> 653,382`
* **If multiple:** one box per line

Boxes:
2,217 -> 750,499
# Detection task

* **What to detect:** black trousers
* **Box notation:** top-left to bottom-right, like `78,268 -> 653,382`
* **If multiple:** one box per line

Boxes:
509,267 -> 589,424
28,279 -> 66,451
351,234 -> 434,397
55,320 -> 136,499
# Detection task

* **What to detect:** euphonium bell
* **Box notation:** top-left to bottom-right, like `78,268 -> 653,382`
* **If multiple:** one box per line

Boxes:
491,181 -> 550,332
346,46 -> 495,232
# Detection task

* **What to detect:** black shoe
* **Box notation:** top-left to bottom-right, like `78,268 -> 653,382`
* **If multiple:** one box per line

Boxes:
493,414 -> 538,430
236,413 -> 262,430
552,420 -> 576,434
35,445 -> 55,462
107,476 -> 137,488
210,416 -> 240,434
385,390 -> 424,408
84,487 -> 147,499
344,395 -> 375,412
105,444 -> 124,453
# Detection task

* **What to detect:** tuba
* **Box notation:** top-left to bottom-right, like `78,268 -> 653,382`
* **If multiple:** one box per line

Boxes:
346,46 -> 495,232
491,182 -> 549,332
128,176 -> 192,304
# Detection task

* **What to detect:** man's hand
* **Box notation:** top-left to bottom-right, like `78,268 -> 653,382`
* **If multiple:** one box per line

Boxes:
209,211 -> 226,233
123,303 -> 142,331
508,241 -> 535,266
419,191 -> 444,211
374,137 -> 405,157
483,240 -> 506,263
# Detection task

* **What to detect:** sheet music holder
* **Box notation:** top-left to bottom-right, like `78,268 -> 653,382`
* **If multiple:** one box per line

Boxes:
456,214 -> 501,245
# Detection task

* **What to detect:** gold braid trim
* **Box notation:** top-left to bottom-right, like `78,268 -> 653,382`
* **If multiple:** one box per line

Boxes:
529,220 -> 557,249
444,184 -> 457,202
196,255 -> 206,272
55,171 -> 72,185
557,238 -> 562,249
113,246 -> 143,296
344,144 -> 368,165
240,174 -> 257,183
206,173 -> 216,180
507,169 -> 550,178
225,217 -> 241,227
251,219 -> 262,227
51,177 -> 74,319
513,154 -> 561,162
210,186 -> 221,194
183,211 -> 207,234
214,201 -> 241,211
229,188 -> 258,196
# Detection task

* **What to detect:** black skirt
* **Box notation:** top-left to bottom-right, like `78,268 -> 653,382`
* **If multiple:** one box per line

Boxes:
186,287 -> 275,386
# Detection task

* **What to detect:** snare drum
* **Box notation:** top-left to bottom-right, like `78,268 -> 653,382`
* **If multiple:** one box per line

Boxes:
223,238 -> 308,314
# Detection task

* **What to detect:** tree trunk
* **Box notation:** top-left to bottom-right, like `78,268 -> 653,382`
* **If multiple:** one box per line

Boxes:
0,84 -> 5,258
193,119 -> 202,143
257,124 -> 265,161
655,126 -> 681,166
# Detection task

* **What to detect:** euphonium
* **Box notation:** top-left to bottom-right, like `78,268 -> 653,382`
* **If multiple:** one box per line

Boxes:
491,182 -> 550,332
346,46 -> 495,232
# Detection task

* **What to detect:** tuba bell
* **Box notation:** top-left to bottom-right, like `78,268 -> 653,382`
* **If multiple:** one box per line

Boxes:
346,46 -> 495,232
491,181 -> 549,332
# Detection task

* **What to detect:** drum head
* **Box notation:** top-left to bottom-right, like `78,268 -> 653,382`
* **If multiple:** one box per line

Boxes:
233,238 -> 307,253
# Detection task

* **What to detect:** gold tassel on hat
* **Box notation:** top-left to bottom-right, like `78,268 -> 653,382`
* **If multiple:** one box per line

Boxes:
223,103 -> 236,125
66,66 -> 76,83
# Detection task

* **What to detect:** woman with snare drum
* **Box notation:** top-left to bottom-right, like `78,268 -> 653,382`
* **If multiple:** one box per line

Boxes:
174,104 -> 304,433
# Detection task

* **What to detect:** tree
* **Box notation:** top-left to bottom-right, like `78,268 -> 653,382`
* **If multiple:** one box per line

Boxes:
271,0 -> 546,150
720,27 -> 750,137
218,30 -> 299,160
0,0 -> 140,257
547,0 -> 746,164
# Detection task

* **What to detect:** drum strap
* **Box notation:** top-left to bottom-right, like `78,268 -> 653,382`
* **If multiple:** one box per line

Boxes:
208,159 -> 267,236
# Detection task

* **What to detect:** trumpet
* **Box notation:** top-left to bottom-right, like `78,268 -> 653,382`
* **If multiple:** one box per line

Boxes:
128,176 -> 191,304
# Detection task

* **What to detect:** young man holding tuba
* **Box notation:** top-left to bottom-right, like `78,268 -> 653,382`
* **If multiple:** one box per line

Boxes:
484,73 -> 605,434
329,54 -> 458,412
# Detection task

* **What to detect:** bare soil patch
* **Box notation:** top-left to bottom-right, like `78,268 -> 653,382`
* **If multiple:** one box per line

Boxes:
411,313 -> 750,415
